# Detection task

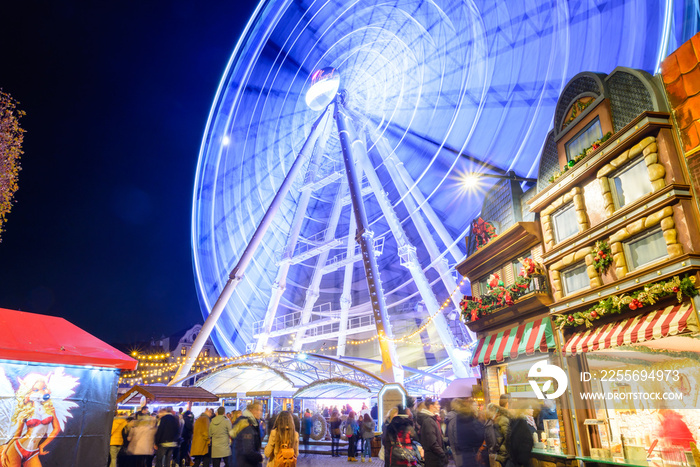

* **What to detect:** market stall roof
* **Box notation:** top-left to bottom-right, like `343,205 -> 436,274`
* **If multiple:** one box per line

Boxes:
0,308 -> 137,370
563,302 -> 697,355
471,317 -> 555,367
117,385 -> 219,404
293,378 -> 371,399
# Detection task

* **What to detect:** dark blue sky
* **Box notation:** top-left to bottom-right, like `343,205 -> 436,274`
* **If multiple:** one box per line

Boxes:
0,1 -> 258,344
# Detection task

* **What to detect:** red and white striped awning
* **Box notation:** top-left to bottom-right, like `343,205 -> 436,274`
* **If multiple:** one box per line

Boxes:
471,318 -> 555,367
563,302 -> 698,355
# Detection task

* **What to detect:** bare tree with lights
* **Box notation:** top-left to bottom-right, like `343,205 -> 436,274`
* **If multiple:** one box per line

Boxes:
0,90 -> 25,242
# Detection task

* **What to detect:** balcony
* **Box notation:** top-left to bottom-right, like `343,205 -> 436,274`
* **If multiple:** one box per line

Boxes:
464,274 -> 553,333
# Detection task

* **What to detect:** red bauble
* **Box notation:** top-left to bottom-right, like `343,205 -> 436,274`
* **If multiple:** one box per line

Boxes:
590,311 -> 598,319
567,315 -> 574,323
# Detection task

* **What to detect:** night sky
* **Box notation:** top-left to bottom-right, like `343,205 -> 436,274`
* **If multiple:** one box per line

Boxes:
0,1 -> 258,344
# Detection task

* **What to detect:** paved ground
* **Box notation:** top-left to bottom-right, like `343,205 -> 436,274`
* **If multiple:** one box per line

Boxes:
296,453 -> 384,467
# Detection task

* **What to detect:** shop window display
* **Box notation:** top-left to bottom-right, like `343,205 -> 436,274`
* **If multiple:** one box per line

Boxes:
572,336 -> 700,465
552,204 -> 579,243
492,355 -> 563,453
610,157 -> 653,210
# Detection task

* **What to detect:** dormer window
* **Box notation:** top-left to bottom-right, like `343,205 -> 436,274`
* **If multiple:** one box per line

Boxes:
565,117 -> 603,161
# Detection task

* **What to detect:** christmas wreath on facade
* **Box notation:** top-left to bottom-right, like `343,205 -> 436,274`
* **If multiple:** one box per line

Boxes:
554,275 -> 698,329
591,240 -> 613,275
461,258 -> 546,323
472,217 -> 497,249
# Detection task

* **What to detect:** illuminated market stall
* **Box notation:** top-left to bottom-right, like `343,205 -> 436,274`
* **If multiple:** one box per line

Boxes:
0,308 -> 136,466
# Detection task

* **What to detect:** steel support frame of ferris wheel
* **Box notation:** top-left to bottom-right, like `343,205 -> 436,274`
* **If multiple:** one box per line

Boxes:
255,112 -> 336,352
349,123 -> 468,378
335,95 -> 404,384
170,107 -> 332,385
337,208 -> 356,357
290,180 -> 348,351
367,131 -> 475,346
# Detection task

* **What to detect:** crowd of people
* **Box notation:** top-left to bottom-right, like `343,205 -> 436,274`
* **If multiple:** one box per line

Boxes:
109,403 -> 266,467
381,395 -> 554,467
108,395 -> 550,467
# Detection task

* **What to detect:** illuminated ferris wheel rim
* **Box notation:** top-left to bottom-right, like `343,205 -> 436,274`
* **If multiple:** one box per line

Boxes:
190,0 -> 694,363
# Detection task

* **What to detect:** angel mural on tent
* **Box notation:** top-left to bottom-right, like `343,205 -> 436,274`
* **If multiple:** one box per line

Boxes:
0,367 -> 79,466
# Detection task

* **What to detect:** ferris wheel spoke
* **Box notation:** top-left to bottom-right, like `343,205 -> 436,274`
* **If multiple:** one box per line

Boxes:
254,110 -> 336,353
291,180 -> 348,351
351,119 -> 467,377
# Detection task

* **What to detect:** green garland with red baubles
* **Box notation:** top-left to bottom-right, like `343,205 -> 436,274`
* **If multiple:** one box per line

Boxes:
461,258 -> 544,323
554,275 -> 698,329
591,240 -> 613,275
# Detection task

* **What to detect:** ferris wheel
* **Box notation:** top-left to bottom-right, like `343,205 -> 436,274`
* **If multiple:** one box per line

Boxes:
174,0 -> 698,383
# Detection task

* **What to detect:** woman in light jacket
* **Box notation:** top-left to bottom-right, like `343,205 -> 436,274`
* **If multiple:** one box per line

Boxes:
264,411 -> 299,467
360,413 -> 375,462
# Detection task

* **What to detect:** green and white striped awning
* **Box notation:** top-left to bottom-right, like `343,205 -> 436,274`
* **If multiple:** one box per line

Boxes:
471,318 -> 556,367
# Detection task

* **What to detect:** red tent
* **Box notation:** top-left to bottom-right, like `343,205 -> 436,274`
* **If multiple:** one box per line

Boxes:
0,308 -> 137,370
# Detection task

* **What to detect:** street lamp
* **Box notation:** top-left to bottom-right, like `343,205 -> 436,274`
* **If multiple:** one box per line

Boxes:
462,170 -> 537,191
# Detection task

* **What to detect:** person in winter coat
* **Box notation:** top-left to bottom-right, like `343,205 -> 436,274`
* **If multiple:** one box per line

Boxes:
230,403 -> 264,467
504,401 -> 535,467
453,400 -> 485,467
381,407 -> 400,467
192,409 -> 212,467
491,402 -> 511,467
110,415 -> 128,467
418,398 -> 447,467
360,413 -> 375,462
301,410 -> 313,455
155,407 -> 181,467
444,399 -> 463,467
482,404 -> 500,465
128,417 -> 156,467
345,412 -> 360,462
385,407 -> 419,467
209,406 -> 232,466
329,411 -> 342,457
264,411 -> 299,467
180,409 -> 196,467
535,400 -> 558,432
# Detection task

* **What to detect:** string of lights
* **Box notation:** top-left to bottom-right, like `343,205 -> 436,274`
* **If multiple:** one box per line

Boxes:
119,276 -> 469,385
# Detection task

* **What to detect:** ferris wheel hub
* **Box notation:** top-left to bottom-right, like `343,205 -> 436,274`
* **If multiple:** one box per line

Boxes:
305,67 -> 340,111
